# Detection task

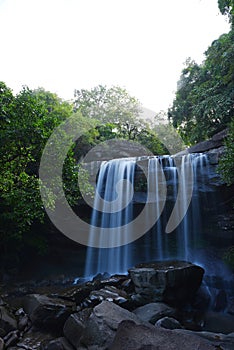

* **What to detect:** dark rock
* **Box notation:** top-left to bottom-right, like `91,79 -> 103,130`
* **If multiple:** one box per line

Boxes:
55,285 -> 92,304
22,294 -> 75,333
129,261 -> 204,305
63,309 -> 92,349
109,320 -> 216,350
204,311 -> 234,334
40,337 -> 74,350
192,284 -> 211,310
133,302 -> 176,324
227,297 -> 234,315
188,129 -> 227,153
213,289 -> 227,312
17,329 -> 54,350
87,286 -> 129,307
0,337 -> 4,350
18,315 -> 30,332
79,301 -> 142,349
4,330 -> 19,348
174,329 -> 234,350
0,329 -> 6,338
155,316 -> 183,330
0,306 -> 17,333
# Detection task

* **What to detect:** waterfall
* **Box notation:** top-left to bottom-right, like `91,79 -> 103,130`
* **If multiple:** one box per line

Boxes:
84,158 -> 136,277
84,153 -> 210,278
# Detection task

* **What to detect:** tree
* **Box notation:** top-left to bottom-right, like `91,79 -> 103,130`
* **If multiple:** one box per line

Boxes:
218,119 -> 234,185
218,0 -> 234,25
74,85 -> 148,140
0,84 -> 77,255
168,29 -> 234,144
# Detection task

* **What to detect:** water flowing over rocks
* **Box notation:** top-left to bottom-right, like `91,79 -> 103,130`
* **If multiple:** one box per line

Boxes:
0,262 -> 233,350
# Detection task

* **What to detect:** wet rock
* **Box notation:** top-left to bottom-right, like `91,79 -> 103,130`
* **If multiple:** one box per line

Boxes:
4,330 -> 19,348
174,329 -> 234,350
155,317 -> 183,330
133,302 -> 176,324
0,306 -> 17,333
17,329 -> 54,350
0,337 -> 4,350
129,261 -> 204,305
54,285 -> 92,304
86,286 -> 129,308
213,289 -> 227,312
192,284 -> 211,310
78,301 -> 142,349
63,309 -> 92,349
41,337 -> 74,350
18,314 -> 30,332
109,320 -> 216,350
22,295 -> 75,333
204,311 -> 234,334
227,297 -> 234,315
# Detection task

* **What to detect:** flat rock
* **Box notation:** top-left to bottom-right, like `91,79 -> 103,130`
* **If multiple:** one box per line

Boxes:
109,320 -> 216,350
133,302 -> 176,324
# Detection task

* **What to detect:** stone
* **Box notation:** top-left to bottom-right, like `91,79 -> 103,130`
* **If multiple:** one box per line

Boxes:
213,289 -> 227,312
129,260 -> 204,305
41,337 -> 74,350
22,294 -> 75,333
17,329 -> 54,350
18,315 -> 30,332
203,311 -> 234,334
0,306 -> 17,333
133,302 -> 176,324
3,330 -> 19,348
78,301 -> 142,349
227,297 -> 234,315
86,286 -> 129,308
109,320 -> 216,350
63,309 -> 92,349
0,337 -> 4,350
174,329 -> 234,350
155,316 -> 183,330
192,284 -> 211,310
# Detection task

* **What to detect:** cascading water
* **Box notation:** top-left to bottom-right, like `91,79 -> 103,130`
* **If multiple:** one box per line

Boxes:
84,153 -> 211,278
84,158 -> 136,277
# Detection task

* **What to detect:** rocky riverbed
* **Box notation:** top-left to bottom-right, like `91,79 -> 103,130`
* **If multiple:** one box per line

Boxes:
0,261 -> 234,350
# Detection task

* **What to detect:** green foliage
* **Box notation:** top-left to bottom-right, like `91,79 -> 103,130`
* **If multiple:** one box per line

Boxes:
218,119 -> 234,185
168,29 -> 234,144
0,84 -> 76,253
74,85 -> 166,155
218,0 -> 234,25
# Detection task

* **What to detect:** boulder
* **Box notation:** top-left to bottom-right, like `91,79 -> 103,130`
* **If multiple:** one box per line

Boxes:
109,320 -> 216,350
133,302 -> 176,324
203,311 -> 234,334
41,337 -> 74,350
155,316 -> 183,330
23,294 -> 75,333
63,309 -> 92,349
129,260 -> 204,305
3,330 -> 19,348
174,329 -> 234,350
0,337 -> 4,350
78,301 -> 142,349
17,329 -> 54,350
0,306 -> 17,333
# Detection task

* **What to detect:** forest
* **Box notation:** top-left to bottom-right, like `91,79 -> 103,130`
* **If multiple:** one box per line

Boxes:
0,0 -> 233,272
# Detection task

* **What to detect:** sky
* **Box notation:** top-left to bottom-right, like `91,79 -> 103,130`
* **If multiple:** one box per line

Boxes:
0,0 -> 230,113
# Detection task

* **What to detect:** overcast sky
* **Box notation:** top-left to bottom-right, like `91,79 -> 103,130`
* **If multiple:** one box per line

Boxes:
0,0 -> 230,112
